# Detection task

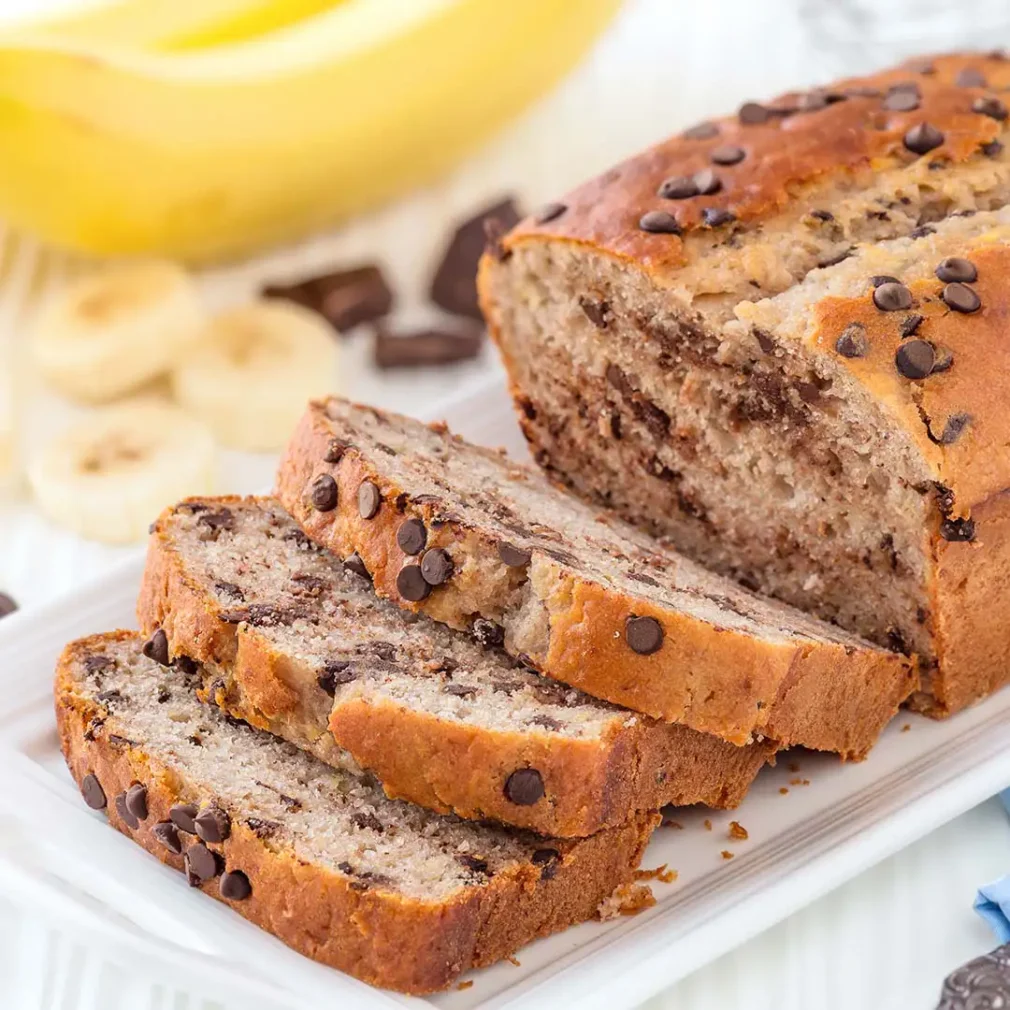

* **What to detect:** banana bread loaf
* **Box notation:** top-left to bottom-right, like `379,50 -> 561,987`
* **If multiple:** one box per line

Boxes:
478,51 -> 1010,716
56,631 -> 657,994
138,496 -> 772,836
275,397 -> 914,757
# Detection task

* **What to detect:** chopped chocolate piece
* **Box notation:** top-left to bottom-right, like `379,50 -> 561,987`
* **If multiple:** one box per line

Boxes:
125,783 -> 148,821
457,853 -> 490,875
683,121 -> 719,140
472,619 -> 505,648
396,565 -> 430,602
579,297 -> 611,329
899,314 -> 924,338
638,211 -> 682,235
904,123 -> 945,155
504,768 -> 545,806
942,282 -> 981,313
114,792 -> 139,830
343,553 -> 370,579
317,660 -> 354,696
373,324 -> 483,369
152,821 -> 182,854
263,264 -> 393,332
357,481 -> 381,520
430,197 -> 521,319
170,803 -> 199,834
710,144 -> 745,165
81,773 -> 106,810
835,323 -> 869,358
185,843 -> 222,883
940,517 -> 976,542
935,257 -> 978,283
350,812 -> 384,832
83,654 -> 113,675
219,871 -> 252,901
0,592 -> 17,620
956,67 -> 987,88
420,548 -> 453,586
873,281 -> 913,311
142,629 -> 170,667
195,806 -> 231,844
692,169 -> 722,195
626,615 -> 664,655
658,176 -> 698,200
309,474 -> 338,512
702,208 -> 736,227
534,202 -> 566,225
397,518 -> 427,556
895,340 -> 935,380
498,541 -> 531,567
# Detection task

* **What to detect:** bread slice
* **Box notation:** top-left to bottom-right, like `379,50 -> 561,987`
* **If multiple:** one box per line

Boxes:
137,496 -> 771,837
56,631 -> 657,994
477,53 -> 1010,719
275,398 -> 915,758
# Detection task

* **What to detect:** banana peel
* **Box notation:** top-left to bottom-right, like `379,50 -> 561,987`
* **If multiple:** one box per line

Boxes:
0,0 -> 622,263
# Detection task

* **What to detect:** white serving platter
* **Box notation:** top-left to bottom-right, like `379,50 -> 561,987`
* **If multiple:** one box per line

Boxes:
2,376 -> 1010,1010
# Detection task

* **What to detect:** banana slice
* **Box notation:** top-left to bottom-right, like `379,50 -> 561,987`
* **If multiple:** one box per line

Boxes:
172,299 -> 338,452
28,402 -> 215,544
31,261 -> 205,404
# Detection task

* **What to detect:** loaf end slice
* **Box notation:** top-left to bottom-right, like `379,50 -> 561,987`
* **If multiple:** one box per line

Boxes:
138,496 -> 772,836
55,631 -> 658,994
275,398 -> 915,757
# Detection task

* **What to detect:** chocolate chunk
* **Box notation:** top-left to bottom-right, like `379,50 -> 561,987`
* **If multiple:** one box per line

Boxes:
343,553 -> 370,580
504,768 -> 545,806
142,629 -> 170,667
0,592 -> 17,619
657,176 -> 698,200
170,803 -> 199,834
185,843 -> 222,883
973,96 -> 1009,121
899,314 -> 924,338
940,517 -> 976,542
498,541 -> 531,567
472,618 -> 505,649
195,806 -> 230,844
904,123 -> 944,155
396,518 -> 427,556
626,615 -> 664,655
430,197 -> 521,319
895,340 -> 935,379
579,297 -> 611,329
738,101 -> 771,124
81,774 -> 106,810
692,169 -> 722,195
534,202 -> 566,224
928,412 -> 972,445
873,281 -> 913,312
420,548 -> 453,586
396,565 -> 430,601
882,86 -> 920,112
264,264 -> 393,332
702,208 -> 736,227
152,821 -> 182,855
317,660 -> 354,696
357,481 -> 381,519
125,783 -> 148,822
935,258 -> 978,284
638,211 -> 682,235
373,324 -> 483,369
710,145 -> 745,165
957,67 -> 987,88
444,683 -> 477,699
982,139 -> 1005,157
835,323 -> 869,359
942,282 -> 981,313
83,654 -> 113,675
115,792 -> 139,830
351,812 -> 384,832
219,871 -> 251,901
310,474 -> 338,512
683,121 -> 719,140
531,848 -> 560,880
324,438 -> 347,464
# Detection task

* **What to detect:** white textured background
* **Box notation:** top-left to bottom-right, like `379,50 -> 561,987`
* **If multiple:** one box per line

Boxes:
2,0 -> 1010,1007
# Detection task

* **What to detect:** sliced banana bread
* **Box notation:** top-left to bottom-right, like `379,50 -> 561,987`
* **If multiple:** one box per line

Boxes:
138,496 -> 771,837
56,631 -> 657,994
477,52 -> 1010,717
275,398 -> 915,758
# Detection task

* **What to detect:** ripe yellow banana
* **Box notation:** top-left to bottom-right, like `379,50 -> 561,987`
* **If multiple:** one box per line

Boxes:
0,0 -> 622,263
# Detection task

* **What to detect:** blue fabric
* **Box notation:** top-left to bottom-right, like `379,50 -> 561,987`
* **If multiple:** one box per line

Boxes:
973,790 -> 1010,943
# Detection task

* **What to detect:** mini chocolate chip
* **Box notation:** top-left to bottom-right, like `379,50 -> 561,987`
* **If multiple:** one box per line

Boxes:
882,87 -> 920,112
420,548 -> 453,586
535,202 -> 566,224
710,144 -> 745,165
396,565 -> 430,601
683,121 -> 719,140
956,67 -> 987,88
940,517 -> 976,542
657,176 -> 698,199
504,768 -> 545,806
982,139 -> 1005,157
115,792 -> 139,830
873,281 -> 913,311
626,615 -> 664,655
904,123 -> 944,155
973,96 -> 1008,121
942,282 -> 981,313
738,101 -> 771,124
935,257 -> 978,283
142,629 -> 170,667
472,618 -> 505,648
397,518 -> 427,555
0,592 -> 17,619
81,774 -> 106,810
498,541 -> 531,567
638,211 -> 682,235
310,474 -> 338,512
702,208 -> 736,228
170,803 -> 199,834
185,843 -> 222,883
835,323 -> 869,358
323,439 -> 347,464
317,660 -> 354,696
343,553 -> 370,579
152,821 -> 182,854
220,870 -> 251,901
899,314 -> 924,338
125,783 -> 148,821
195,806 -> 230,844
870,275 -> 900,288
692,169 -> 722,195
930,412 -> 972,445
895,340 -> 935,380
357,481 -> 381,519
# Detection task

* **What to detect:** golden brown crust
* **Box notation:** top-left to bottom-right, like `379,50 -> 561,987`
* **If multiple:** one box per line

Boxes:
138,498 -> 771,835
275,402 -> 914,757
55,632 -> 657,994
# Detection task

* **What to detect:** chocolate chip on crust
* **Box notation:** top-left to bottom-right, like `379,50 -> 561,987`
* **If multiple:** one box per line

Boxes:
941,282 -> 981,313
957,67 -> 988,88
935,258 -> 978,283
903,123 -> 945,156
940,517 -> 976,542
152,821 -> 182,854
142,629 -> 170,667
170,803 -> 199,834
626,615 -> 664,655
738,101 -> 771,125
397,518 -> 427,555
895,340 -> 935,380
420,548 -> 453,586
657,176 -> 699,200
195,806 -> 231,844
498,541 -> 532,567
692,169 -> 722,195
323,439 -> 347,464
974,96 -> 1009,121
710,145 -> 745,165
504,768 -> 545,806
899,314 -> 924,338
982,139 -> 1005,158
702,208 -> 736,228
185,843 -> 222,884
873,281 -> 913,311
310,474 -> 338,512
882,86 -> 920,112
125,783 -> 148,822
638,211 -> 682,235
357,481 -> 381,519
396,565 -> 430,602
115,792 -> 139,830
835,323 -> 869,358
81,774 -> 106,810
220,871 -> 252,901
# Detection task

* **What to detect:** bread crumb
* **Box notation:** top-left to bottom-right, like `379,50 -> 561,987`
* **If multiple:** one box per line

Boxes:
505,955 -> 521,967
457,981 -> 474,991
703,818 -> 713,831
597,882 -> 657,920
721,850 -> 734,860
779,787 -> 789,795
635,863 -> 678,884
901,723 -> 911,732
789,777 -> 810,786
728,821 -> 749,841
